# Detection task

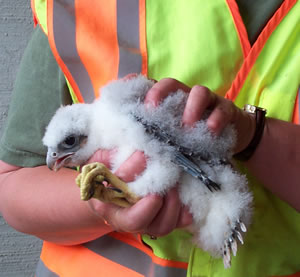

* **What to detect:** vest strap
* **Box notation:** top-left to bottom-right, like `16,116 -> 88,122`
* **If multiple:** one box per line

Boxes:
225,0 -> 297,102
38,233 -> 188,277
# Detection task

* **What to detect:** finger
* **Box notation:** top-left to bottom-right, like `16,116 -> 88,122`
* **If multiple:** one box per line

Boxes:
144,78 -> 190,107
106,194 -> 163,233
176,205 -> 193,228
114,150 -> 147,182
122,73 -> 139,80
206,99 -> 236,136
182,85 -> 216,127
146,187 -> 181,237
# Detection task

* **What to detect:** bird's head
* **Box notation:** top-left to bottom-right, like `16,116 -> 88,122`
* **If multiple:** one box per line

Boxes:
43,104 -> 93,171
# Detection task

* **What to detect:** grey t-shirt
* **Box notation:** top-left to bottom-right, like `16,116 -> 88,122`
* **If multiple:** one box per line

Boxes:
0,26 -> 71,167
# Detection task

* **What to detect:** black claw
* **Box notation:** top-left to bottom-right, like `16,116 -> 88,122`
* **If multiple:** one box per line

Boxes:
87,187 -> 95,200
203,179 -> 221,191
108,187 -> 123,193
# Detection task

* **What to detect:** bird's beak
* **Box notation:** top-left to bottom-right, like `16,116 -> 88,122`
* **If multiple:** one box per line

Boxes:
46,149 -> 75,171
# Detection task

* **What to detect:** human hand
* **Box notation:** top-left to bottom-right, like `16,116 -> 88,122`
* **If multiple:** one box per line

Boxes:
84,149 -> 193,237
144,78 -> 256,154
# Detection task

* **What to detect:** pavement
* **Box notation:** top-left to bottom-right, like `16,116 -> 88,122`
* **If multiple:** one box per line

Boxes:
0,1 -> 42,276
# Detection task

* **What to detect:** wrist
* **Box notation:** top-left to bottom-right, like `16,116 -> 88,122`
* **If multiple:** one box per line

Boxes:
234,105 -> 267,161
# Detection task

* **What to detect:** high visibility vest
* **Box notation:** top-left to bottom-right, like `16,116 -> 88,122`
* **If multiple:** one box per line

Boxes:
32,0 -> 300,276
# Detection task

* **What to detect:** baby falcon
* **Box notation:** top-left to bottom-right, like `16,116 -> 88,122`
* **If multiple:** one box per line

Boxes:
43,75 -> 253,268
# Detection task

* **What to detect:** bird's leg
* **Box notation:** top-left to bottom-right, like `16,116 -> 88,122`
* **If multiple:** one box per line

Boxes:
76,162 -> 140,208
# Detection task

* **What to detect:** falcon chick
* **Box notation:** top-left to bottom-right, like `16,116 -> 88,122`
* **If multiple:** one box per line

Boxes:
43,75 -> 253,268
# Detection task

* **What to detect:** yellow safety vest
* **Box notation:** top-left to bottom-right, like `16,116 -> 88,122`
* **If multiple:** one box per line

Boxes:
32,0 -> 300,276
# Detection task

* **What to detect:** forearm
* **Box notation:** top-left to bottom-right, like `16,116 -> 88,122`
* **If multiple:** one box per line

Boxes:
245,117 -> 300,211
0,163 -> 112,245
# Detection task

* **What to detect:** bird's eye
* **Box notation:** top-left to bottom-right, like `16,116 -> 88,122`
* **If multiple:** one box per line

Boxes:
62,135 -> 77,148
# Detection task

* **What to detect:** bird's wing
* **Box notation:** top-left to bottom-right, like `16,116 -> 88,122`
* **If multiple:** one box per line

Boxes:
133,114 -> 221,192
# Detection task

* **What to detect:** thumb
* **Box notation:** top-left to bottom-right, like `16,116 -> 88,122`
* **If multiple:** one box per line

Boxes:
103,194 -> 163,233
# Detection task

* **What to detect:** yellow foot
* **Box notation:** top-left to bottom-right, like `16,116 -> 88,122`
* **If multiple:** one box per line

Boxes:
76,162 -> 140,208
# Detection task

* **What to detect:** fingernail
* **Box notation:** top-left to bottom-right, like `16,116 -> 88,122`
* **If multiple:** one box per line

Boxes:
181,120 -> 193,129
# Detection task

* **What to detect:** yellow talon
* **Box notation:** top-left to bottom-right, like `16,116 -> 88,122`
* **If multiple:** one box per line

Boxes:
76,162 -> 140,208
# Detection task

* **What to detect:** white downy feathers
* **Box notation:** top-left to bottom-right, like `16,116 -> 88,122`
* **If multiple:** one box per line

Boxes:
43,75 -> 253,267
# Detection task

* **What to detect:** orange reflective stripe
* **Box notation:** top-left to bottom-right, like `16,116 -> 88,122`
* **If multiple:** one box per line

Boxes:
31,0 -> 38,27
75,0 -> 119,100
109,232 -> 188,269
226,0 -> 251,58
36,260 -> 58,277
225,0 -> 297,101
83,233 -> 187,276
139,0 -> 148,76
48,0 -> 145,102
41,241 -> 143,277
292,88 -> 300,124
47,0 -> 91,103
53,0 -> 95,103
40,234 -> 187,277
